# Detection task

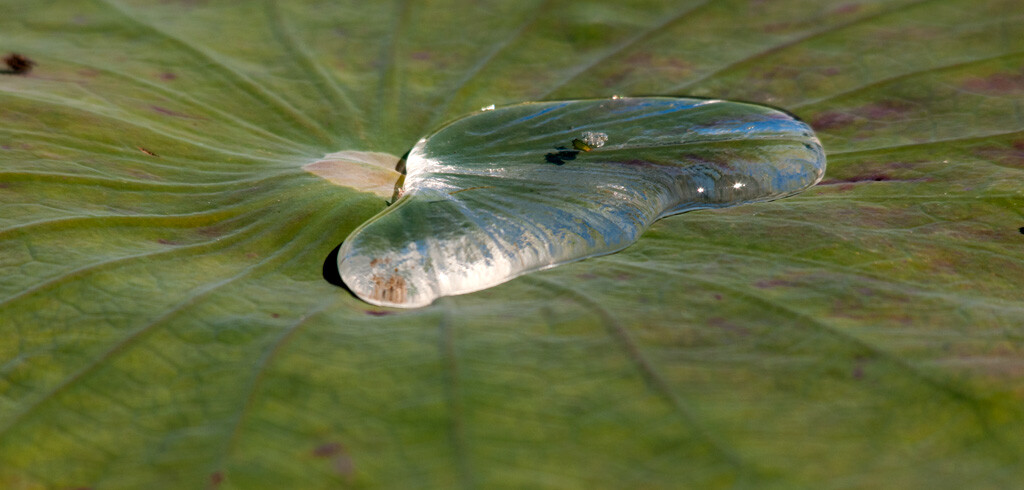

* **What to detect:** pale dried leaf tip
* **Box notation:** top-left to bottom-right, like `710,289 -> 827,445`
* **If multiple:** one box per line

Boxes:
303,151 -> 403,198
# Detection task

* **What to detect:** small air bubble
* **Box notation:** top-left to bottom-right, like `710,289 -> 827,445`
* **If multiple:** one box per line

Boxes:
481,104 -> 495,111
580,131 -> 608,148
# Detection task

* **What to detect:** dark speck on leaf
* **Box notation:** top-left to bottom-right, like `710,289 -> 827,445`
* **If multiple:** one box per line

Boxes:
313,442 -> 345,457
2,53 -> 35,75
313,442 -> 356,479
810,111 -> 855,131
1019,227 -> 1023,235
137,146 -> 159,157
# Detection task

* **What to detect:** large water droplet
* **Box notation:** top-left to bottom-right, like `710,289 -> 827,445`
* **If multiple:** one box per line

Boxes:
338,97 -> 825,308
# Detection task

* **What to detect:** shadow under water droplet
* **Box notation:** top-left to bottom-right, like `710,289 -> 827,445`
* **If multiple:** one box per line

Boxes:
544,147 -> 580,165
323,242 -> 359,299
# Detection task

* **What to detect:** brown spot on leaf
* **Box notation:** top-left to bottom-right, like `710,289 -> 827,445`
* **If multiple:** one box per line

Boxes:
3,53 -> 35,74
708,317 -> 751,336
333,456 -> 355,479
313,442 -> 355,480
151,105 -> 204,119
209,471 -> 224,487
762,21 -> 794,34
962,70 -> 1024,94
852,361 -> 865,379
196,225 -> 227,238
810,111 -> 856,131
313,442 -> 344,457
754,279 -> 785,289
754,64 -> 802,82
137,146 -> 159,157
860,99 -> 914,120
365,310 -> 392,316
625,52 -> 653,65
830,3 -> 861,15
604,53 -> 690,87
814,100 -> 915,131
160,71 -> 177,81
603,70 -> 630,87
271,313 -> 280,318
973,142 -> 1024,169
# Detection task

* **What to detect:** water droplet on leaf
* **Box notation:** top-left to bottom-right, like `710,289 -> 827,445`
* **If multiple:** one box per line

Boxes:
338,97 -> 826,307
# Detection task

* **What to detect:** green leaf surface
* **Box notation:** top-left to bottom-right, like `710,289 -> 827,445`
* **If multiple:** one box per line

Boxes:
1,0 -> 1023,488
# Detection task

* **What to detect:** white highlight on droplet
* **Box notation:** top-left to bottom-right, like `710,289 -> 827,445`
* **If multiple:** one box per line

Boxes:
612,95 -> 621,100
481,104 -> 495,111
733,182 -> 745,189
697,187 -> 705,193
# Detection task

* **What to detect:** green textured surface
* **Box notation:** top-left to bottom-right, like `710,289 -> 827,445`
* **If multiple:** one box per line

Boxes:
1,0 -> 1023,488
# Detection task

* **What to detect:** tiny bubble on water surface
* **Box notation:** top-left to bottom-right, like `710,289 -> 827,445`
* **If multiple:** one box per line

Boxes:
580,131 -> 608,148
